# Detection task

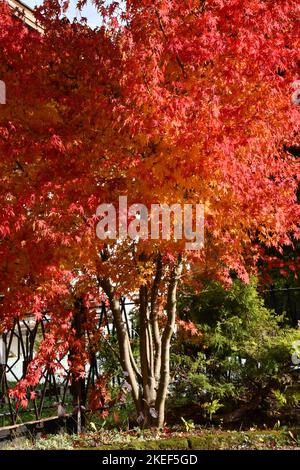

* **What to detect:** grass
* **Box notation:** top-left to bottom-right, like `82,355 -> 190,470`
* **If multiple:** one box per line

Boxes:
1,427 -> 300,450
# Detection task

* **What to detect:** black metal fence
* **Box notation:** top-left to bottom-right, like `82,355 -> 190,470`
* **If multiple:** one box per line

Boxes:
263,287 -> 300,327
0,298 -> 136,434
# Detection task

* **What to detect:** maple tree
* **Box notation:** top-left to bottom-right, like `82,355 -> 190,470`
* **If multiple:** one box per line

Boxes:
0,0 -> 299,427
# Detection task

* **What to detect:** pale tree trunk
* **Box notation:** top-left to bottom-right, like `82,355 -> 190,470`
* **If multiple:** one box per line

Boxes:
99,278 -> 142,413
139,284 -> 156,422
98,255 -> 183,428
150,255 -> 163,383
155,258 -> 183,427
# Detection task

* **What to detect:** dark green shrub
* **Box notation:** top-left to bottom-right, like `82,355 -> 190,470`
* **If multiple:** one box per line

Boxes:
171,279 -> 300,420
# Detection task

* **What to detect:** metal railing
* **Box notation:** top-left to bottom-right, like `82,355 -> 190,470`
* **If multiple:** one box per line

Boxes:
263,287 -> 300,326
0,298 -> 136,431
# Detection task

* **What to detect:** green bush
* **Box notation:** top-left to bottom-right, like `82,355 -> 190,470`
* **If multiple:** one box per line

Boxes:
172,279 -> 300,420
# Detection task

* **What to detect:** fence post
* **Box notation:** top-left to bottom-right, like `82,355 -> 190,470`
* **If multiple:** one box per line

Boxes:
0,335 -> 6,400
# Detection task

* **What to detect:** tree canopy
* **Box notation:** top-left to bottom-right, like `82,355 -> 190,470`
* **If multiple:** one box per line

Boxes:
0,0 -> 299,425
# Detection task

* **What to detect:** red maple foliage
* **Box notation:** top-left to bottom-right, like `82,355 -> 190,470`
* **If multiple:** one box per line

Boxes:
0,0 -> 299,426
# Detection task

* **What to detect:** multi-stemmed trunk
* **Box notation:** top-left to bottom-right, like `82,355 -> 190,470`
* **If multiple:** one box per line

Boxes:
99,255 -> 182,428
